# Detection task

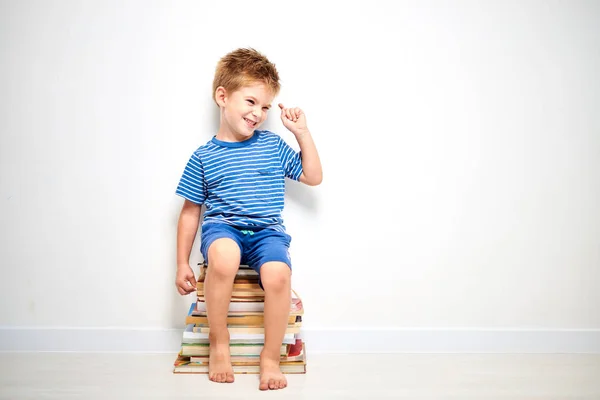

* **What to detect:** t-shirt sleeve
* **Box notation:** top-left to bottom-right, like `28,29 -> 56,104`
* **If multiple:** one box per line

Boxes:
175,152 -> 206,204
277,136 -> 303,181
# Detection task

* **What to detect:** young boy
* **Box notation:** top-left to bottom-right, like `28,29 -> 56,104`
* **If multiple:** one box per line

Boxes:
174,48 -> 322,391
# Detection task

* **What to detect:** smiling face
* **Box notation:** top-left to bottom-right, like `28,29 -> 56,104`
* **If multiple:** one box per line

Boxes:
215,81 -> 275,142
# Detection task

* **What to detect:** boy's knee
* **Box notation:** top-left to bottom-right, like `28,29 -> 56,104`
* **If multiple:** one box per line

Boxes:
259,262 -> 291,292
207,238 -> 241,277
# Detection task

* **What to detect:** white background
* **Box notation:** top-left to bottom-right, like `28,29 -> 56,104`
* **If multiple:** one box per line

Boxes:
1,0 -> 598,350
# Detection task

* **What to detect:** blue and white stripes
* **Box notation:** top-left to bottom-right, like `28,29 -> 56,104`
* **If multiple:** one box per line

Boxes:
176,130 -> 302,232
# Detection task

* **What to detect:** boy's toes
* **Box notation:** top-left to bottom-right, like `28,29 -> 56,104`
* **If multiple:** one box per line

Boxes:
226,373 -> 234,383
259,379 -> 269,391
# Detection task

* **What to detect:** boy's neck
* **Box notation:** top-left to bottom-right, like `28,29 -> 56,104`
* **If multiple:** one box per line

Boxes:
215,128 -> 254,143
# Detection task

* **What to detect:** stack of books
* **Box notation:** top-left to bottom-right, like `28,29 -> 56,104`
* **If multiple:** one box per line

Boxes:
172,262 -> 307,374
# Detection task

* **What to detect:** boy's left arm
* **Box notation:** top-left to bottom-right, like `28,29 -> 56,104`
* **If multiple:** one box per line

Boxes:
279,103 -> 323,186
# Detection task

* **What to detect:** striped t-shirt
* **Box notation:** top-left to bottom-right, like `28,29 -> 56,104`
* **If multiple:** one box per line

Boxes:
175,130 -> 303,232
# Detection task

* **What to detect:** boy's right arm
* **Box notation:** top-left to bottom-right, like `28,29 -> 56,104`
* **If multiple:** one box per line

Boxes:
175,199 -> 202,295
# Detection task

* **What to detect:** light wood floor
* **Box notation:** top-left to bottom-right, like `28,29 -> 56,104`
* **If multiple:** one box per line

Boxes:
1,352 -> 599,399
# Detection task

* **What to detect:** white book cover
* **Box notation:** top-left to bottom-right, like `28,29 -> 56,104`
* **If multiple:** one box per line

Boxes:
195,289 -> 300,313
182,324 -> 296,344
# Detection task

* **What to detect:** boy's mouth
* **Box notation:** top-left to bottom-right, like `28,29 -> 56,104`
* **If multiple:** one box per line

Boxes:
244,117 -> 257,128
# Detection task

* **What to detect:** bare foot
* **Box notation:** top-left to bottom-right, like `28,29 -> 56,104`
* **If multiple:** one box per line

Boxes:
209,339 -> 234,383
259,352 -> 287,390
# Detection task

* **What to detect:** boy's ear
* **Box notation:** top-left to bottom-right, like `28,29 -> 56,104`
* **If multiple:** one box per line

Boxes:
215,86 -> 227,107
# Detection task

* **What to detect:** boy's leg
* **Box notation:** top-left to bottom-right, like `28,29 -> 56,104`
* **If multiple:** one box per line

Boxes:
259,262 -> 292,390
243,229 -> 293,390
202,230 -> 242,383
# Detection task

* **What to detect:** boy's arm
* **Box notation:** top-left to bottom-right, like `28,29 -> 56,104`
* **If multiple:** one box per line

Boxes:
278,103 -> 323,186
175,199 -> 202,295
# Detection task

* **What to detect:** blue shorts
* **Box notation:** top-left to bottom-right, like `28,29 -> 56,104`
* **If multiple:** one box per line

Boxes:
200,223 -> 292,288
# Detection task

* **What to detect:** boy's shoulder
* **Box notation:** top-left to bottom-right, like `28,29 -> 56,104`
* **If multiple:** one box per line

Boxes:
255,129 -> 282,142
190,136 -> 220,157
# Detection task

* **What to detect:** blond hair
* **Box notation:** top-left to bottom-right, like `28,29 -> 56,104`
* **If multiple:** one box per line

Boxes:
212,48 -> 280,104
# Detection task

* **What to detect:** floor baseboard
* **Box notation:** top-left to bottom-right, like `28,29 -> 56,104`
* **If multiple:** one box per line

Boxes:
1,327 -> 598,353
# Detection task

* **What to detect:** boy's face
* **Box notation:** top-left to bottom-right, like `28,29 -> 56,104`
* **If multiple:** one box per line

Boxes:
219,82 -> 274,140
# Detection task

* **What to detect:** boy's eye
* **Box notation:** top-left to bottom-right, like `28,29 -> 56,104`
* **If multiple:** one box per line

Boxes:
263,107 -> 269,111
247,99 -> 255,105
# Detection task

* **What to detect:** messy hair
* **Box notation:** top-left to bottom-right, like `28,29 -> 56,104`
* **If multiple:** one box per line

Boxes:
212,48 -> 280,104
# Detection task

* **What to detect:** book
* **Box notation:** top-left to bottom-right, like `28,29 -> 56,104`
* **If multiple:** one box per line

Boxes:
182,324 -> 297,344
185,303 -> 302,325
197,289 -> 264,298
197,282 -> 261,290
193,296 -> 303,316
188,339 -> 305,363
191,325 -> 301,334
180,342 -> 288,357
185,312 -> 300,326
197,262 -> 259,279
196,265 -> 264,298
195,290 -> 302,313
173,342 -> 307,374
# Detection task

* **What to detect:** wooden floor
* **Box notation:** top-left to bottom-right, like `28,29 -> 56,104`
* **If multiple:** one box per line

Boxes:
1,352 -> 599,399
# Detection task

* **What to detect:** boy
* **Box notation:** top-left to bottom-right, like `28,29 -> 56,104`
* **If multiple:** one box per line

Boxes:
174,48 -> 322,391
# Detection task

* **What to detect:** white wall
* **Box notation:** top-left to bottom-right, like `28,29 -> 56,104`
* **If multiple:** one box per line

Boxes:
1,0 -> 599,351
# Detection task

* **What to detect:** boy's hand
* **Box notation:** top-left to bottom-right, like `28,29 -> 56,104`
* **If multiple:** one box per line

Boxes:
176,264 -> 196,295
279,103 -> 308,137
